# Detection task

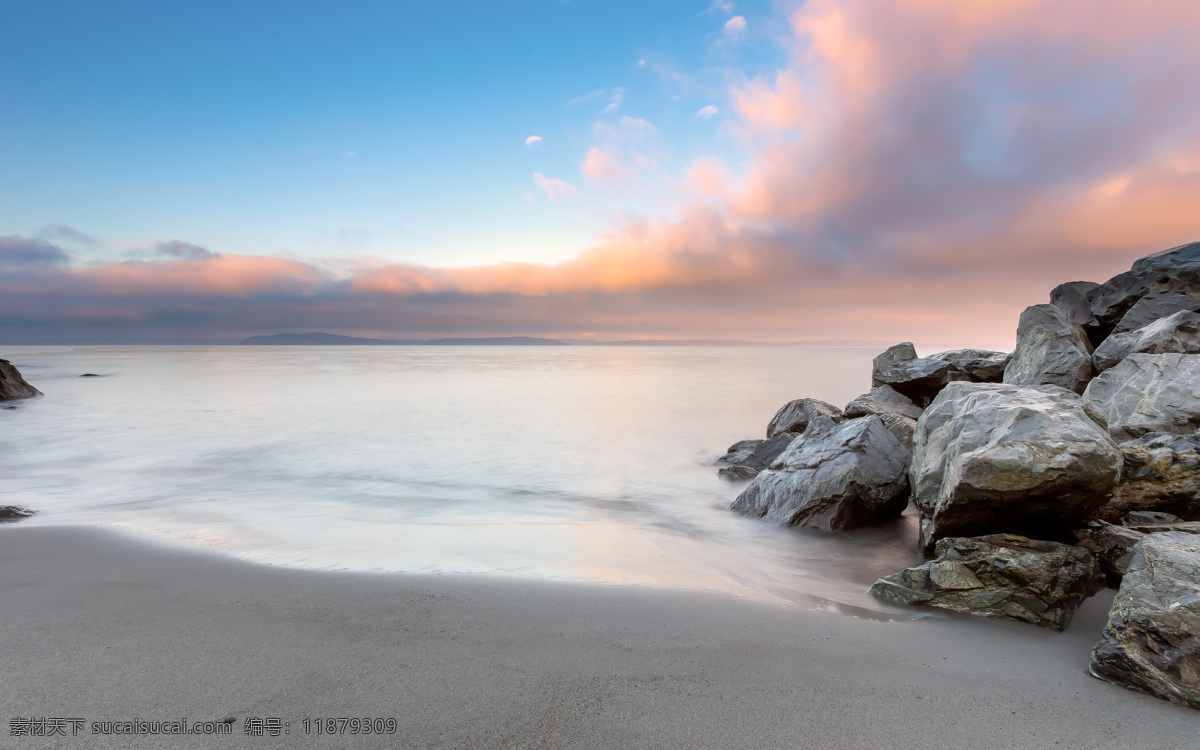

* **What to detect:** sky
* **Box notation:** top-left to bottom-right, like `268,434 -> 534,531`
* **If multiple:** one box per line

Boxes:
2,0 -> 1200,348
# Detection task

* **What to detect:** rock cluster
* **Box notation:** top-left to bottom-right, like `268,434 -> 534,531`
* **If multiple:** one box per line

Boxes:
716,239 -> 1200,710
0,359 -> 42,401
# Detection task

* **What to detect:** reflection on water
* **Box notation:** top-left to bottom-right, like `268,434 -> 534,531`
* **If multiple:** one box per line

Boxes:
0,346 -> 925,615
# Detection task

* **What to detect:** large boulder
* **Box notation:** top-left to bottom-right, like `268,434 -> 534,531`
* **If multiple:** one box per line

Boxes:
765,398 -> 842,439
1131,240 -> 1200,301
731,416 -> 911,531
927,349 -> 1010,382
843,384 -> 924,420
869,534 -> 1105,631
1082,353 -> 1200,441
1087,271 -> 1185,330
715,434 -> 796,481
910,382 -> 1122,555
1071,521 -> 1148,587
873,357 -> 973,405
1002,304 -> 1094,393
1098,432 -> 1200,521
1089,531 -> 1200,709
1092,310 -> 1200,372
0,359 -> 42,401
870,342 -> 918,387
1050,280 -> 1100,328
1110,290 -> 1200,336
879,413 -> 918,451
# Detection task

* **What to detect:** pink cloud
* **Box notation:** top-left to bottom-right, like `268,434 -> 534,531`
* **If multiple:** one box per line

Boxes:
532,173 -> 577,203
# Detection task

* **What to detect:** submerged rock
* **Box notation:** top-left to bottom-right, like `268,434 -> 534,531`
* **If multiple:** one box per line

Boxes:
910,382 -> 1121,555
0,506 -> 36,523
1089,531 -> 1200,709
1092,310 -> 1200,372
1099,432 -> 1200,522
765,398 -> 842,439
731,416 -> 911,531
0,359 -> 42,401
1003,304 -> 1094,393
843,384 -> 924,420
869,534 -> 1105,631
716,434 -> 796,481
1082,353 -> 1200,441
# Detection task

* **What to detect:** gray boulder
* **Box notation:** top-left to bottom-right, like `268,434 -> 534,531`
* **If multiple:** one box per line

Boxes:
1087,271 -> 1185,329
927,349 -> 1010,382
879,413 -> 917,451
871,342 -> 918,387
1050,280 -> 1100,327
731,416 -> 911,531
1110,290 -> 1200,336
1093,310 -> 1200,372
716,434 -> 796,481
911,382 -> 1122,555
1082,353 -> 1200,441
869,534 -> 1105,631
1003,304 -> 1094,393
1089,531 -> 1200,709
1131,240 -> 1200,301
843,385 -> 924,420
1098,432 -> 1200,521
765,398 -> 842,439
1072,521 -> 1148,587
873,357 -> 973,405
0,359 -> 42,401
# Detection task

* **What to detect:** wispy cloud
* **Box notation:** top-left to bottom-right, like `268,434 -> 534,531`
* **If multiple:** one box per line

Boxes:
694,105 -> 719,120
704,0 -> 735,15
525,135 -> 543,148
532,172 -> 577,203
0,235 -> 71,269
602,90 -> 624,113
154,240 -> 217,261
723,15 -> 747,39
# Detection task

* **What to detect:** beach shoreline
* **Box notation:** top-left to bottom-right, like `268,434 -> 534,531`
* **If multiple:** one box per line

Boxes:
1,523 -> 1195,749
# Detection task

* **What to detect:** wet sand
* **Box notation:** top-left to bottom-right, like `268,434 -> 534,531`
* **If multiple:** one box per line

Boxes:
0,524 -> 1195,749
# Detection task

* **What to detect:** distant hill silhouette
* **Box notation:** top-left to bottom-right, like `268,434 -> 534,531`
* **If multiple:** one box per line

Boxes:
242,332 -> 570,346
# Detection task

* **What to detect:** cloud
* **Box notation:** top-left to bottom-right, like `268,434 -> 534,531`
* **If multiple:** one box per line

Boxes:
154,240 -> 217,261
525,135 -> 543,147
705,0 -> 735,15
0,236 -> 70,269
532,173 -> 577,203
618,116 -> 657,133
581,147 -> 631,187
723,15 -> 747,38
568,89 -> 607,105
38,225 -> 100,246
340,150 -> 358,159
602,91 -> 624,113
695,105 -> 719,120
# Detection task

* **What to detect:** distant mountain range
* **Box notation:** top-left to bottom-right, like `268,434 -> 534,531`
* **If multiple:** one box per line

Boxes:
241,332 -> 571,346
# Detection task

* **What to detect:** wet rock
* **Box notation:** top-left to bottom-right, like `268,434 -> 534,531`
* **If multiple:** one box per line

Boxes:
1002,304 -> 1094,393
0,359 -> 42,401
1131,240 -> 1200,301
1089,531 -> 1200,709
1071,521 -> 1147,587
731,416 -> 911,531
843,385 -> 924,420
1092,310 -> 1200,372
1082,353 -> 1200,441
1110,290 -> 1200,336
765,398 -> 842,439
0,506 -> 36,523
1087,271 -> 1186,330
716,434 -> 796,481
1098,432 -> 1200,522
927,349 -> 1010,382
1050,280 -> 1100,328
871,342 -> 918,387
911,382 -> 1122,555
869,534 -> 1105,631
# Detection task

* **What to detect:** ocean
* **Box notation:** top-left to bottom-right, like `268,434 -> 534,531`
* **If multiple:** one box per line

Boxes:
0,345 -> 924,615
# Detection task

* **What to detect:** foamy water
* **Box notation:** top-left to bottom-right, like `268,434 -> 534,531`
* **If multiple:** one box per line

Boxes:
0,345 -> 924,614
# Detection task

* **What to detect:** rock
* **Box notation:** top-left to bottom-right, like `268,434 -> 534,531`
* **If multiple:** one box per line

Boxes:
1088,531 -> 1200,709
0,506 -> 36,522
873,357 -> 973,405
716,434 -> 796,481
1098,432 -> 1200,522
1082,353 -> 1200,441
0,359 -> 42,401
911,382 -> 1122,555
1131,240 -> 1200,301
765,398 -> 842,439
869,534 -> 1105,631
1071,521 -> 1147,587
1087,271 -> 1186,329
1002,304 -> 1094,393
1092,310 -> 1200,372
1123,510 -> 1181,526
843,385 -> 924,420
731,416 -> 911,531
1050,280 -> 1100,328
871,342 -> 918,387
1110,290 -> 1200,336
80,373 -> 100,377
879,413 -> 918,451
927,349 -> 1010,382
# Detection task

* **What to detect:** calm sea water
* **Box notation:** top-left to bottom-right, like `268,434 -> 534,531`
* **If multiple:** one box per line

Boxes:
0,346 -> 924,615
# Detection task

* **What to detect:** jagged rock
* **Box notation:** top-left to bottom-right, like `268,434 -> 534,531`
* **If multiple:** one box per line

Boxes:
1071,521 -> 1147,587
1003,304 -> 1094,393
1092,310 -> 1200,372
1098,432 -> 1200,522
1089,531 -> 1200,709
1124,511 -> 1181,526
910,382 -> 1122,555
871,342 -> 918,387
765,398 -> 842,439
873,357 -> 974,405
843,385 -> 924,420
0,359 -> 42,401
731,416 -> 911,531
1111,290 -> 1200,336
1087,271 -> 1186,329
927,349 -> 1010,382
1131,240 -> 1200,301
716,434 -> 796,481
869,534 -> 1105,631
1082,353 -> 1200,441
0,506 -> 36,522
1050,280 -> 1100,327
879,413 -> 917,451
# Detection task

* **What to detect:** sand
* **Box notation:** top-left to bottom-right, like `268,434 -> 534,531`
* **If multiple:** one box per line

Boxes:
0,524 -> 1196,749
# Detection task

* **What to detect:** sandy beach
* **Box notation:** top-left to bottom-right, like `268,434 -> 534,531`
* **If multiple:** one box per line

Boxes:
0,524 -> 1195,749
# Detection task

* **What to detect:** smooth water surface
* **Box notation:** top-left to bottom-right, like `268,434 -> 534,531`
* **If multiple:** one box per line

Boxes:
0,346 -> 923,614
